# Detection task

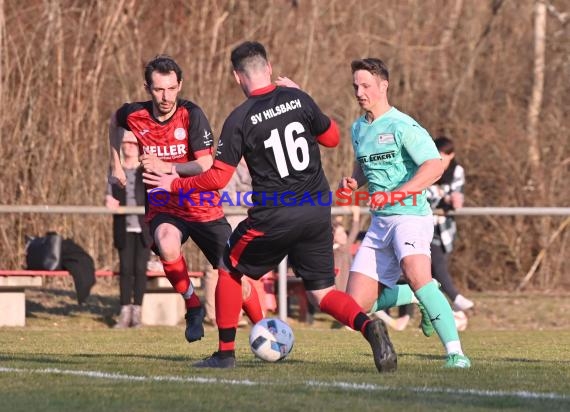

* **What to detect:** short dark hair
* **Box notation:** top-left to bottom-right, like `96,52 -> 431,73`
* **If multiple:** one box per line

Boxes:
231,41 -> 268,72
351,58 -> 389,81
144,55 -> 183,86
434,136 -> 455,154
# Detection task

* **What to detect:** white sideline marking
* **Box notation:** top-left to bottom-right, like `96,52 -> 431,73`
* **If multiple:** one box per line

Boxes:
0,367 -> 256,386
1,367 -> 568,401
305,380 -> 569,400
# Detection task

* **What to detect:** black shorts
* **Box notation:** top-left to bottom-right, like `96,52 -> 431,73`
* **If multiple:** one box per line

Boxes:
150,213 -> 232,268
224,206 -> 335,291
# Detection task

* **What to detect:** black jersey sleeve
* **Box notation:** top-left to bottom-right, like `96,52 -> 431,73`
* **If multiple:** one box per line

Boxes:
180,100 -> 215,155
115,103 -> 134,130
214,111 -> 245,168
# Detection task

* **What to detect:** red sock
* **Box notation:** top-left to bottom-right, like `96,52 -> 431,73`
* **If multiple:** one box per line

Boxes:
185,292 -> 201,309
242,278 -> 263,325
319,290 -> 370,334
216,269 -> 242,351
161,255 -> 200,309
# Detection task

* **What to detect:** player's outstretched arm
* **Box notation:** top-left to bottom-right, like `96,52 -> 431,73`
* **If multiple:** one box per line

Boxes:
143,159 -> 236,194
175,154 -> 213,176
140,153 -> 212,176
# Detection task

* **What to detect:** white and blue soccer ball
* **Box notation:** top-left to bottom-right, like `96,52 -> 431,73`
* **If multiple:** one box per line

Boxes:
249,318 -> 294,362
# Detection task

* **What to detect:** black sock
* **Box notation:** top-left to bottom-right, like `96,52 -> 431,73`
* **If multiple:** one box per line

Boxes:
353,313 -> 370,334
217,350 -> 235,358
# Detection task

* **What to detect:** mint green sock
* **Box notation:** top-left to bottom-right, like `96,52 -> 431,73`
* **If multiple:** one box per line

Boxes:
415,281 -> 459,345
370,284 -> 414,312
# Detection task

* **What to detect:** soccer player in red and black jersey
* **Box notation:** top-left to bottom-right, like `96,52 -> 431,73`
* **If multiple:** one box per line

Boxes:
108,55 -> 263,343
143,43 -> 397,372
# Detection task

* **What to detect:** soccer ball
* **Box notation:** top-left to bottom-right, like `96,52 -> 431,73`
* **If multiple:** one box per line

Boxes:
454,310 -> 468,331
249,318 -> 294,362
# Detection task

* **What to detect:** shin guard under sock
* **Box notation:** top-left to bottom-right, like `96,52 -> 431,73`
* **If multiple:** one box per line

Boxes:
415,281 -> 461,351
161,255 -> 200,309
319,290 -> 371,335
215,269 -> 242,328
371,284 -> 414,312
216,269 -> 243,351
242,278 -> 264,324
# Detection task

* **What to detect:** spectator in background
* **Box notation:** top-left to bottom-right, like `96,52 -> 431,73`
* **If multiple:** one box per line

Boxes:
428,136 -> 473,324
106,131 -> 152,328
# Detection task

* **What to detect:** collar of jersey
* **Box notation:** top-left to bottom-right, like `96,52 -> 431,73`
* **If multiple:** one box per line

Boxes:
250,84 -> 276,96
360,106 -> 396,125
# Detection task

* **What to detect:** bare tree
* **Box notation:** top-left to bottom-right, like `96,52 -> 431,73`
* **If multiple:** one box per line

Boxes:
0,0 -> 568,289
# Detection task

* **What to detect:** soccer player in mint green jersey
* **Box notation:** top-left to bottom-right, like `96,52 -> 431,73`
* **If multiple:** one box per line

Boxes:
340,58 -> 471,369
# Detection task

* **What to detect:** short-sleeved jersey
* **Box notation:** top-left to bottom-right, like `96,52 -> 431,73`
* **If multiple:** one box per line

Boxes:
116,99 -> 223,223
351,107 -> 440,216
215,85 -> 332,209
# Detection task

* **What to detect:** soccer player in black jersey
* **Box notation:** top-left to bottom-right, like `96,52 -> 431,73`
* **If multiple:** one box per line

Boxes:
143,42 -> 396,372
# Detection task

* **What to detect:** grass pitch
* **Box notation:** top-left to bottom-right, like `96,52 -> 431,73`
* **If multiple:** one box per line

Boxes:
1,288 -> 569,411
1,323 -> 569,412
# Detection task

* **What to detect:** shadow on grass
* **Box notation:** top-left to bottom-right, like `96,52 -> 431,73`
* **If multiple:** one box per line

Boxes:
26,288 -> 118,327
1,352 -> 190,365
0,354 -> 85,365
70,353 -> 191,363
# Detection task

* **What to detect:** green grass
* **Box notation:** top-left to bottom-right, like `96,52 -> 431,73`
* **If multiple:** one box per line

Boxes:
1,322 -> 569,412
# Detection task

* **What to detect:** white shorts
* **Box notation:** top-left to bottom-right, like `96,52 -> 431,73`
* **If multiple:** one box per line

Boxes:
350,214 -> 433,287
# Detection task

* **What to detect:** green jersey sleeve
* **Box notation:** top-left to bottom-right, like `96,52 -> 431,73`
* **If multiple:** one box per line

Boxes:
400,124 -> 441,166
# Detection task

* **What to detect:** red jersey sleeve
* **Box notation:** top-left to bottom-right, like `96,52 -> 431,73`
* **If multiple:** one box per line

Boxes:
316,119 -> 340,147
171,160 -> 235,193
